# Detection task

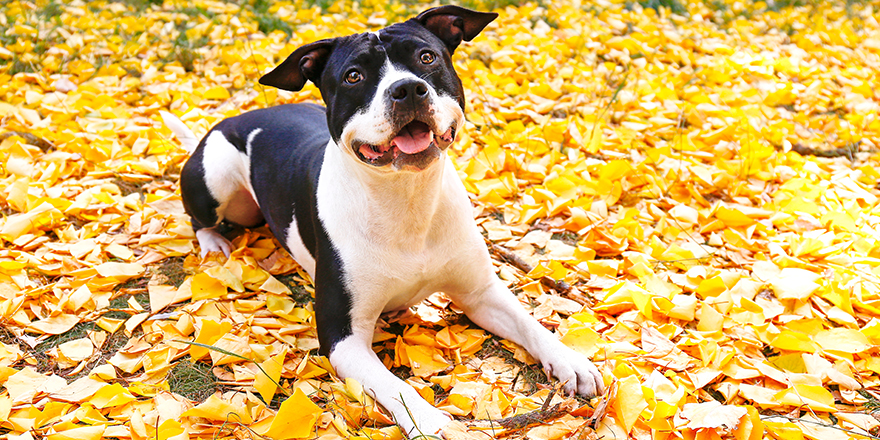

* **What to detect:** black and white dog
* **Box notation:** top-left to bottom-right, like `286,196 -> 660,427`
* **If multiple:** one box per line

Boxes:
163,6 -> 602,437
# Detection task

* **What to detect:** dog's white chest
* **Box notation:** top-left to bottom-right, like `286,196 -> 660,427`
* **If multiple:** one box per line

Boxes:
314,146 -> 479,313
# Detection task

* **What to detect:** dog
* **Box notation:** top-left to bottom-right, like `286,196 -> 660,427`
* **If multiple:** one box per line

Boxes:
162,5 -> 603,437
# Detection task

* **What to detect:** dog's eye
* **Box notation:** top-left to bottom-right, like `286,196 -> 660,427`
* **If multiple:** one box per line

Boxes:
344,70 -> 363,84
420,51 -> 435,64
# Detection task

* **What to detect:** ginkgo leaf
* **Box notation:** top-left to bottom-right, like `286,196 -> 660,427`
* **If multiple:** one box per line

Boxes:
46,425 -> 105,440
181,393 -> 254,423
254,348 -> 288,403
675,401 -> 746,430
261,389 -> 322,439
613,375 -> 647,433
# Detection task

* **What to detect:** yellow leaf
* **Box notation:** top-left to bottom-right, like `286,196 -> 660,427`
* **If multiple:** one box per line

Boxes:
696,275 -> 727,298
208,332 -> 252,366
5,367 -> 52,400
861,318 -> 880,344
255,348 -> 287,404
599,160 -> 632,182
764,420 -> 805,440
190,318 -> 233,360
676,401 -> 746,430
191,272 -> 227,301
733,406 -> 764,440
27,314 -> 80,335
90,383 -> 136,408
155,419 -> 184,440
560,325 -> 600,357
814,328 -> 871,354
405,344 -> 449,377
697,303 -> 723,332
148,284 -> 178,313
204,85 -> 231,100
0,201 -> 62,240
263,389 -> 322,439
94,262 -> 144,278
773,384 -> 836,412
181,393 -> 253,423
715,206 -> 755,227
613,375 -> 647,433
770,331 -> 819,353
95,317 -> 124,333
769,268 -> 821,301
47,424 -> 105,440
259,276 -> 291,295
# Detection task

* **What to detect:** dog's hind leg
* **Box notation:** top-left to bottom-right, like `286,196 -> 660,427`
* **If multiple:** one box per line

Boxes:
179,130 -> 264,257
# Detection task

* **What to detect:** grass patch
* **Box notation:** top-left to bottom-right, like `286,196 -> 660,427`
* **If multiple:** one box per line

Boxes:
276,274 -> 314,305
476,336 -> 550,394
248,0 -> 294,35
112,177 -> 145,199
111,0 -> 162,11
6,58 -> 37,76
103,291 -> 150,320
35,322 -> 98,356
627,0 -> 688,15
167,357 -> 218,401
551,231 -> 579,246
858,389 -> 880,413
157,256 -> 189,287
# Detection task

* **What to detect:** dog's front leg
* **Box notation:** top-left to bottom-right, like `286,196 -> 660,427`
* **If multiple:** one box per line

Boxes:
330,333 -> 452,438
452,278 -> 604,397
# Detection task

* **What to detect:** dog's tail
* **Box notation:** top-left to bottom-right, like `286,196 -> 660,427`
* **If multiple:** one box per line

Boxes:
160,111 -> 200,153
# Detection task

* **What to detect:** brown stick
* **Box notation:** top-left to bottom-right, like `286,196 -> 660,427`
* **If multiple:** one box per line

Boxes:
490,244 -> 571,294
468,391 -> 575,434
0,131 -> 54,151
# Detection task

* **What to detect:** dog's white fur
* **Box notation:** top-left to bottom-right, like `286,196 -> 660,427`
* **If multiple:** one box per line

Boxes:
284,213 -> 317,277
164,47 -> 603,438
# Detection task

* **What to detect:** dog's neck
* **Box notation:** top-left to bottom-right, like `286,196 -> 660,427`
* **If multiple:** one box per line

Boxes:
321,141 -> 448,245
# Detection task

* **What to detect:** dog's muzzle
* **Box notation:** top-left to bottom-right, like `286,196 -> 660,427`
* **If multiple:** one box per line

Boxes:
354,122 -> 455,171
354,79 -> 456,171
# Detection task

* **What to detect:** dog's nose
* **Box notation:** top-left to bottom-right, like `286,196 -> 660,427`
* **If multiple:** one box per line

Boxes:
389,79 -> 428,104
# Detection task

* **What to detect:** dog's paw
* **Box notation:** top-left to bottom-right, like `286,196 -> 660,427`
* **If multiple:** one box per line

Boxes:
396,401 -> 452,439
541,347 -> 604,397
195,228 -> 233,257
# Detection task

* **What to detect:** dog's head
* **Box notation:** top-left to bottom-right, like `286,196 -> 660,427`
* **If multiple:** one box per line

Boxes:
260,6 -> 497,172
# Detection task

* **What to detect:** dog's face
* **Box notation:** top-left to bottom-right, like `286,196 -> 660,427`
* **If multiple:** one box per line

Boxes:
260,6 -> 497,172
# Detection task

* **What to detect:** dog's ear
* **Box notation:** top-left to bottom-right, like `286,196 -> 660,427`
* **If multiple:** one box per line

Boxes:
259,39 -> 336,91
416,5 -> 497,52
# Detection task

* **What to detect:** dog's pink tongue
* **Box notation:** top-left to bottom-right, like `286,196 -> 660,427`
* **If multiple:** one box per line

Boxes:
393,122 -> 432,154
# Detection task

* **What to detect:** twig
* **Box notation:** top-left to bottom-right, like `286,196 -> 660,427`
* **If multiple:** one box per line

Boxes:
790,141 -> 862,160
0,131 -> 54,151
540,389 -> 556,412
761,415 -> 880,440
469,392 -> 574,433
490,244 -> 571,294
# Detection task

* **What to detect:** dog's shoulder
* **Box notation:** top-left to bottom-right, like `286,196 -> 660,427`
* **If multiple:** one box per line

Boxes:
207,103 -> 328,154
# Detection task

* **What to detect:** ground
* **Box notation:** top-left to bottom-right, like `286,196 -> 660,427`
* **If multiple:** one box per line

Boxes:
1,0 -> 880,439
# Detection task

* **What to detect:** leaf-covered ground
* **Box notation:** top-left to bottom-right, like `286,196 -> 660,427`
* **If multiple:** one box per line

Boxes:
2,0 -> 880,439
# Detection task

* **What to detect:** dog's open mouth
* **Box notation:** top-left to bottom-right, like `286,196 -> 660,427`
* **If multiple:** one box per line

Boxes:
354,120 -> 456,170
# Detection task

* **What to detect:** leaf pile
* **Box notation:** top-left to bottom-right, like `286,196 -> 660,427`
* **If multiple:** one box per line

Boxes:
2,0 -> 880,439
